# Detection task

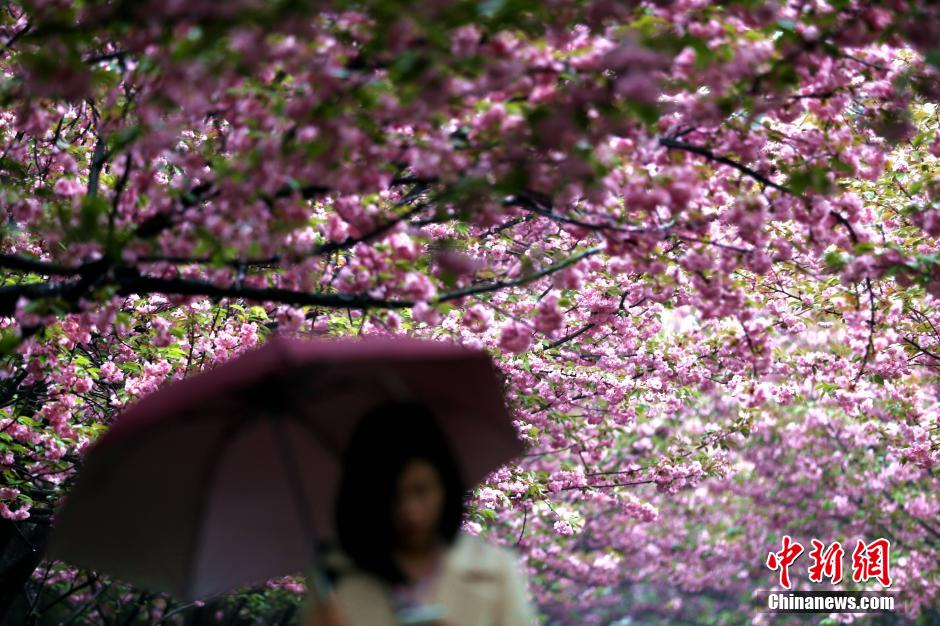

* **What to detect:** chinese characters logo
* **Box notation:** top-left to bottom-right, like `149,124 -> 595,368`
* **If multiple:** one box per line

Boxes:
766,535 -> 892,589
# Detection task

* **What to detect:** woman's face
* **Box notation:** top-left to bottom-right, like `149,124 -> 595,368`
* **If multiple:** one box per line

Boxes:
391,458 -> 446,551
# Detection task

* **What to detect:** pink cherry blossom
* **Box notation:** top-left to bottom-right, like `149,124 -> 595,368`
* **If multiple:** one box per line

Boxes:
499,321 -> 534,354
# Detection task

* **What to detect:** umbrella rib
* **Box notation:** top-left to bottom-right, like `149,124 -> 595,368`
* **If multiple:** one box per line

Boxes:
181,415 -> 250,601
268,416 -> 333,601
285,410 -> 342,458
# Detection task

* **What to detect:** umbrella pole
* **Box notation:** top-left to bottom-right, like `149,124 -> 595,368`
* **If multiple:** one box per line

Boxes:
269,416 -> 333,604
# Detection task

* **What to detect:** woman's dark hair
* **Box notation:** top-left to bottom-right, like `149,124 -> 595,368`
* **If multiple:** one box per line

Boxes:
334,399 -> 467,584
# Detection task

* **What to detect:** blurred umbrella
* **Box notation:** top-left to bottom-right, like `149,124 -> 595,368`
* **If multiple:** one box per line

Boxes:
45,334 -> 524,603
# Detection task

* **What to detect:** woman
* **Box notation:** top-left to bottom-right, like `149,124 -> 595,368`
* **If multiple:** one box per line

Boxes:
301,399 -> 538,626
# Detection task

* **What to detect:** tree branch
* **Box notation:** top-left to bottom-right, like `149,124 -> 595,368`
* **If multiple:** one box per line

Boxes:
659,137 -> 788,193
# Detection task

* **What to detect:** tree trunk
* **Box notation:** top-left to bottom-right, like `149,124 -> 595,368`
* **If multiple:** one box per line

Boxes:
0,518 -> 50,624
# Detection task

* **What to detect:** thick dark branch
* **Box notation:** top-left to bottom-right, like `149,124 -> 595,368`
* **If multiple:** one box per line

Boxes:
659,136 -> 859,244
133,178 -> 424,244
82,50 -> 129,64
0,245 -> 608,316
788,91 -> 837,100
852,276 -> 877,384
86,137 -> 108,197
0,217 -> 601,337
545,323 -> 596,350
558,479 -> 656,491
828,210 -> 859,244
659,137 -> 788,193
0,280 -> 76,314
0,254 -> 77,275
0,258 -> 111,316
902,336 -> 940,363
515,502 -> 527,547
112,269 -> 414,310
508,192 -> 673,235
134,199 -> 431,267
0,22 -> 31,57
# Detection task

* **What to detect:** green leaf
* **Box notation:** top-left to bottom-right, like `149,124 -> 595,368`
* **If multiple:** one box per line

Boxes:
830,157 -> 854,175
0,329 -> 23,357
439,269 -> 458,288
926,49 -> 940,71
0,156 -> 28,178
623,100 -> 660,127
683,36 -> 716,68
72,194 -> 108,241
478,0 -> 506,18
388,50 -> 429,84
787,166 -> 833,195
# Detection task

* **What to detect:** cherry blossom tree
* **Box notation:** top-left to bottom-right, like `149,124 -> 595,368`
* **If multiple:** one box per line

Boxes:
0,0 -> 938,623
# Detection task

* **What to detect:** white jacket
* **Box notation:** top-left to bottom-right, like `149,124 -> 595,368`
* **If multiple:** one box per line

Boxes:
300,531 -> 539,626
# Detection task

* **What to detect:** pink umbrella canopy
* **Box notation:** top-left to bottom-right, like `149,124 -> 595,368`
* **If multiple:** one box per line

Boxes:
45,334 -> 525,602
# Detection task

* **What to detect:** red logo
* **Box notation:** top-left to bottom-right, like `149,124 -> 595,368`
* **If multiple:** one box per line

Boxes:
766,536 -> 892,588
808,539 -> 844,584
766,534 -> 804,589
851,538 -> 892,587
